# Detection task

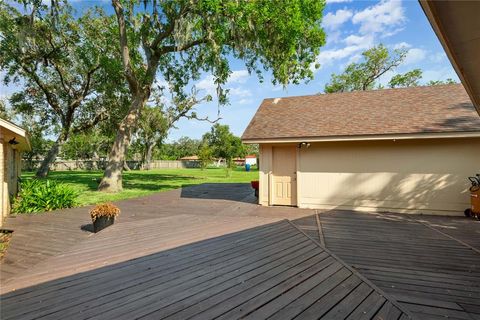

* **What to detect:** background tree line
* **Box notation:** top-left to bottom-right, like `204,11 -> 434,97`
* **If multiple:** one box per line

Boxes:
1,0 -> 326,192
0,1 -> 456,194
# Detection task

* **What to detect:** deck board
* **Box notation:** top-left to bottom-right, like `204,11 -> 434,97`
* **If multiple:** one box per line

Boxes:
0,220 -> 408,319
301,211 -> 480,320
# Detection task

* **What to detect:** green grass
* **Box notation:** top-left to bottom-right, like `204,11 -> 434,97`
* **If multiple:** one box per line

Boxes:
21,167 -> 259,207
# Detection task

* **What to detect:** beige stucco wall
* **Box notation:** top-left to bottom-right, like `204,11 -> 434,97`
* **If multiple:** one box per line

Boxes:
260,137 -> 480,215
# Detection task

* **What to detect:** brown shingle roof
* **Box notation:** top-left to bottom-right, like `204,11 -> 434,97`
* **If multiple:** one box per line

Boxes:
242,84 -> 480,141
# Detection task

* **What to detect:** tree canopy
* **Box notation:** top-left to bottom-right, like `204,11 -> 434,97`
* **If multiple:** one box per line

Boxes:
0,2 -> 125,177
324,44 -> 418,93
202,123 -> 245,169
98,0 -> 327,192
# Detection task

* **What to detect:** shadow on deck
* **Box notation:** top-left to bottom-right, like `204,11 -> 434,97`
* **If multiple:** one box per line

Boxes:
0,220 -> 408,320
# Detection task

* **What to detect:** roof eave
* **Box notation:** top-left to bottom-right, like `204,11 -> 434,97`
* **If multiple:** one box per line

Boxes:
419,0 -> 480,116
0,118 -> 31,151
242,131 -> 480,144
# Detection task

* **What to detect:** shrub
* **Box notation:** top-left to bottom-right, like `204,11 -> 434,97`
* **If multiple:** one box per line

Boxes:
90,203 -> 120,222
12,179 -> 78,214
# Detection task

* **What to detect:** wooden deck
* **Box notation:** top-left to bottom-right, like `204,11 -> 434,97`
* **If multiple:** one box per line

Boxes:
0,183 -> 308,283
0,220 -> 408,319
2,183 -> 480,319
293,211 -> 480,320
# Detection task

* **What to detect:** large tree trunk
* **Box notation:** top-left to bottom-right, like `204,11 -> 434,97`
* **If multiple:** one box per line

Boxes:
144,142 -> 155,170
36,131 -> 68,178
98,94 -> 146,192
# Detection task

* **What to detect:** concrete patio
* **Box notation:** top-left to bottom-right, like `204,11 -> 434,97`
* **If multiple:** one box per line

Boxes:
1,183 -> 479,319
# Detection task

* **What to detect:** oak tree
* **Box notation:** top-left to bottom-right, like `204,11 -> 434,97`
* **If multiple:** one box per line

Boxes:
100,0 -> 326,192
0,2 -> 124,177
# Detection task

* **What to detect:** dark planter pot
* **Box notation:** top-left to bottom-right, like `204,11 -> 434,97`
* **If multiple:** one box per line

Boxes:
93,216 -> 115,233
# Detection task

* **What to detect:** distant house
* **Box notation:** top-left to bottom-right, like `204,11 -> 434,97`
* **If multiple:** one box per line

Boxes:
179,155 -> 199,161
245,155 -> 257,166
242,84 -> 480,215
1,119 -> 31,225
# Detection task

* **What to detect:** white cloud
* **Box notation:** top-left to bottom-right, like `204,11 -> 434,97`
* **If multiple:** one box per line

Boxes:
315,44 -> 367,69
196,75 -> 217,96
344,34 -> 373,46
393,42 -> 411,50
315,33 -> 374,70
229,87 -> 252,98
228,70 -> 250,84
195,70 -> 252,100
403,48 -> 427,65
352,0 -> 406,35
323,9 -> 353,30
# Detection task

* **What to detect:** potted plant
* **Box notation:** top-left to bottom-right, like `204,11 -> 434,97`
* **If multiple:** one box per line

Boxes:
251,180 -> 259,197
90,203 -> 120,233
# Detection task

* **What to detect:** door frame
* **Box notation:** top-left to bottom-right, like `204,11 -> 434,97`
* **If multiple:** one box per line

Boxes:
271,145 -> 298,206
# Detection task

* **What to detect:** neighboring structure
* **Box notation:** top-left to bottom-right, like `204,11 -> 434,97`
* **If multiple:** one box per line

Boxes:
233,157 -> 245,166
245,155 -> 257,166
0,119 -> 30,225
242,84 -> 480,215
178,155 -> 201,168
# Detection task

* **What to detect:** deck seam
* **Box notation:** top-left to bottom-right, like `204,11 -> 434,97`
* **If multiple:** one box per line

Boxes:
412,217 -> 480,256
287,219 -> 415,319
315,210 -> 326,248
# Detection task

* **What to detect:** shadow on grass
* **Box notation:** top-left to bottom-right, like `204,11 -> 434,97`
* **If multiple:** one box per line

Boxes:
27,171 -> 202,192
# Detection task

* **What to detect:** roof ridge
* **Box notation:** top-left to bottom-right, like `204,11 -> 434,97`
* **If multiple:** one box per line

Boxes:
263,83 -> 464,101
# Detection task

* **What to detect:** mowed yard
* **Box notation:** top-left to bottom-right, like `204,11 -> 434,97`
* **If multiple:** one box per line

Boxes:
21,167 -> 259,206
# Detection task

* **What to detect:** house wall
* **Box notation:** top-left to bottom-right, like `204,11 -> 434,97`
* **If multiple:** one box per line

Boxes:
0,127 -> 26,226
260,137 -> 480,215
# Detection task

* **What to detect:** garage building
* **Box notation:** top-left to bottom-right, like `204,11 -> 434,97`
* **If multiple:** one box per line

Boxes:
242,84 -> 480,215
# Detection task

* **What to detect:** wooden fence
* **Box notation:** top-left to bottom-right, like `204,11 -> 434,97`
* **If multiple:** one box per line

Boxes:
22,159 -> 200,171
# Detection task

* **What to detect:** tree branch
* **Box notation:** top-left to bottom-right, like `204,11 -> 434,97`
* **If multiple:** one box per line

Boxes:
20,64 -> 64,119
112,0 -> 140,94
156,38 -> 208,56
72,110 -> 109,134
69,65 -> 100,110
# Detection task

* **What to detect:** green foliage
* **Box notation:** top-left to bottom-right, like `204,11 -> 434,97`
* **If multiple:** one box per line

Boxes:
12,179 -> 78,214
0,2 -> 127,176
198,143 -> 213,170
388,69 -> 423,88
62,130 -> 110,160
115,0 -> 326,96
203,124 -> 245,169
324,44 -> 409,93
155,137 -> 202,160
0,99 -> 12,120
426,78 -> 457,86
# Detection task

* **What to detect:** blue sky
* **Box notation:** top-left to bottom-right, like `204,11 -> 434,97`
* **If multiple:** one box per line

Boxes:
1,0 -> 459,141
170,0 -> 458,141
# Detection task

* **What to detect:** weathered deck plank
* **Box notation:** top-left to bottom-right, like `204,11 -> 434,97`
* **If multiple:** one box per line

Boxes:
0,220 -> 408,320
310,211 -> 480,320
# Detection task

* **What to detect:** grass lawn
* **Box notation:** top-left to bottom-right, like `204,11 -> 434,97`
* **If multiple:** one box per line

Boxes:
21,167 -> 259,207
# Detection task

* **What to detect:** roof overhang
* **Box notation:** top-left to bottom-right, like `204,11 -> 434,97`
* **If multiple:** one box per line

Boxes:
0,118 -> 31,151
242,131 -> 480,144
419,0 -> 480,116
